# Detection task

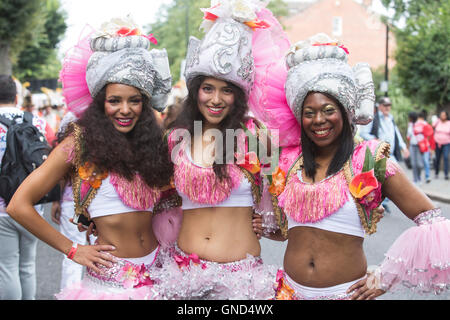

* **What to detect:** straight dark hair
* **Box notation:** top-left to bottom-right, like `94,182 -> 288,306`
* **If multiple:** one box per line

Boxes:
169,75 -> 250,181
301,92 -> 354,181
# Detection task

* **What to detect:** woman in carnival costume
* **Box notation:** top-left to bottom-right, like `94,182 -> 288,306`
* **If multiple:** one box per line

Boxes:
152,0 -> 285,300
7,16 -> 181,300
251,33 -> 450,300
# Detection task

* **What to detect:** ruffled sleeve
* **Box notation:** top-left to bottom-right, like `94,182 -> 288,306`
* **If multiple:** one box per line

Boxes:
379,208 -> 450,294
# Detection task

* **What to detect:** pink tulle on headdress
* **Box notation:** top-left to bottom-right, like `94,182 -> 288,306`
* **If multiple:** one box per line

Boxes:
59,25 -> 96,117
249,8 -> 301,148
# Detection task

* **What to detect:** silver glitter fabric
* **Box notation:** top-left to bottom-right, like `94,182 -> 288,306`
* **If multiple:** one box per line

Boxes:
184,17 -> 254,99
413,208 -> 445,225
151,244 -> 278,300
284,33 -> 375,129
86,36 -> 172,111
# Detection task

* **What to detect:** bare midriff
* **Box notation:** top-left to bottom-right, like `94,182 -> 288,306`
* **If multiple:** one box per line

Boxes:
284,226 -> 366,287
178,206 -> 261,263
93,211 -> 158,258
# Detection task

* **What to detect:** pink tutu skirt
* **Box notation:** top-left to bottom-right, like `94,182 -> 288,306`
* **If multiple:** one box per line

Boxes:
152,244 -> 278,300
56,247 -> 163,300
379,210 -> 450,294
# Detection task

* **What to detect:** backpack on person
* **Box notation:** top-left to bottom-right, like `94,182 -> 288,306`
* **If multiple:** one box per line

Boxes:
0,111 -> 60,205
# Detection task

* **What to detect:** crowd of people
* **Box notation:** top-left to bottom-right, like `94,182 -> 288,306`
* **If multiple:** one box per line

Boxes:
1,0 -> 449,301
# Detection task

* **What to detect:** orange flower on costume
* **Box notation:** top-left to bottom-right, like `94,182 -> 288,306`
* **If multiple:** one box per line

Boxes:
203,11 -> 219,21
116,27 -> 141,37
236,151 -> 261,174
78,162 -> 108,189
268,166 -> 286,196
244,19 -> 270,30
349,169 -> 378,199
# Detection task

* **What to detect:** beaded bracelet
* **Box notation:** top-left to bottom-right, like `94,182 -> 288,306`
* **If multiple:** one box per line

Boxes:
413,208 -> 445,226
67,243 -> 78,260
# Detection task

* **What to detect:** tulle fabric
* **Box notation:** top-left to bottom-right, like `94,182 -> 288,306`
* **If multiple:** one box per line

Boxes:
249,8 -> 300,148
379,218 -> 450,294
59,25 -> 96,117
152,244 -> 278,300
55,279 -> 157,300
152,206 -> 183,248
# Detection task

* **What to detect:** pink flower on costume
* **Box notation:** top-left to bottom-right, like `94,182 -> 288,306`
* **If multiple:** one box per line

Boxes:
116,263 -> 154,289
360,186 -> 382,211
174,253 -> 207,270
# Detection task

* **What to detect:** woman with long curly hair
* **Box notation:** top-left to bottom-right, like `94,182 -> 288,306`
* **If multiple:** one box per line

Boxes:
152,2 -> 283,300
6,17 -> 177,300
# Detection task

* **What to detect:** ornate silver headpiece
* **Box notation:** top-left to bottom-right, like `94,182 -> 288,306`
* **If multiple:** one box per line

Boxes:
184,0 -> 269,99
285,33 -> 375,129
85,16 -> 172,111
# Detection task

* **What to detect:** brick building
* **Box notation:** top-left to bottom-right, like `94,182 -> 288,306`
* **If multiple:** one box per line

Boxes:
282,0 -> 396,70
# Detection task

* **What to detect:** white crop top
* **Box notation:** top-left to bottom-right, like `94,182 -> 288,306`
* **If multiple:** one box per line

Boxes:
287,170 -> 365,238
177,147 -> 254,210
87,175 -> 153,219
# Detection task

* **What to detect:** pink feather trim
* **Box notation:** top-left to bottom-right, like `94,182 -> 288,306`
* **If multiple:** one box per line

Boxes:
172,141 -> 243,205
109,173 -> 160,210
59,25 -> 96,117
278,170 -> 349,223
248,8 -> 300,148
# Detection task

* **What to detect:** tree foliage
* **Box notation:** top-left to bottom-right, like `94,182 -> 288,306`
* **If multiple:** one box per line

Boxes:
147,0 -> 288,82
13,0 -> 67,80
0,0 -> 47,74
382,0 -> 450,109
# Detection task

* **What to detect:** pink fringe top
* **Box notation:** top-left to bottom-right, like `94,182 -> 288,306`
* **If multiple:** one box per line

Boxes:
278,140 -> 398,224
64,139 -> 160,210
170,138 -> 244,205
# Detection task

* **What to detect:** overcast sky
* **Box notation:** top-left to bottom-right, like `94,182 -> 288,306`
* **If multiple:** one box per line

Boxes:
58,0 -> 173,56
58,0 -> 391,57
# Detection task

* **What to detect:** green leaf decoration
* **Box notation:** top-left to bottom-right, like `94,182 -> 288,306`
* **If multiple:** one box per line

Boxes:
362,147 -> 375,172
375,158 -> 387,184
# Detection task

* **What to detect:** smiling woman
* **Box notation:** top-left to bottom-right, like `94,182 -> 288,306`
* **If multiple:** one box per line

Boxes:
104,84 -> 143,134
6,16 -> 179,300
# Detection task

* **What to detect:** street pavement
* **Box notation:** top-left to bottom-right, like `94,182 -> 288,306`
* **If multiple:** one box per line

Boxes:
35,164 -> 450,300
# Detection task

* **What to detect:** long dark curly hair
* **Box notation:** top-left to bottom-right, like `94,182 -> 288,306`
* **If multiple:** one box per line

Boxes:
169,75 -> 250,181
66,86 -> 173,188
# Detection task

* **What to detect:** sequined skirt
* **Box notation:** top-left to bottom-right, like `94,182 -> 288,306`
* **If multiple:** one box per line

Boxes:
56,246 -> 163,300
274,269 -> 363,300
152,244 -> 278,300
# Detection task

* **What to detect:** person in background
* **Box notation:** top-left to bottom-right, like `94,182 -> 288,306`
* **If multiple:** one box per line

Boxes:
406,111 -> 423,184
358,96 -> 409,212
414,110 -> 435,183
0,75 -> 48,300
433,110 -> 450,180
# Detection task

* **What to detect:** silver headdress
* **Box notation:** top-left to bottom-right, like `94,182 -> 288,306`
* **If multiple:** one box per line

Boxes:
284,33 -> 375,130
184,0 -> 269,99
85,16 -> 172,111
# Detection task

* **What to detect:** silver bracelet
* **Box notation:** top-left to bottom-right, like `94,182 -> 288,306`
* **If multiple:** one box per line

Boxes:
413,208 -> 445,226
